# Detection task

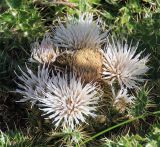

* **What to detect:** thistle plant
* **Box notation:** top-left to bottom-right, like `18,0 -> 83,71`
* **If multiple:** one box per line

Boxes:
30,34 -> 59,64
60,126 -> 89,146
16,66 -> 102,129
113,88 -> 135,113
16,65 -> 51,106
38,71 -> 102,129
53,13 -> 108,82
101,37 -> 149,89
15,12 -> 150,146
53,13 -> 107,50
129,86 -> 152,117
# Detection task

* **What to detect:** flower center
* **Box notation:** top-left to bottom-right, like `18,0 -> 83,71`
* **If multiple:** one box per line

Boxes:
66,97 -> 75,114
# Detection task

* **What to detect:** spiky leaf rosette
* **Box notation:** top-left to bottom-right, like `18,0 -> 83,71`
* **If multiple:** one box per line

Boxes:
53,13 -> 107,50
30,34 -> 59,64
38,71 -> 102,129
16,65 -> 50,106
102,37 -> 149,89
72,48 -> 103,83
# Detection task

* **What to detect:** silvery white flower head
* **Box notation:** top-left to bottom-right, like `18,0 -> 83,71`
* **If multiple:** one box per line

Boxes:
38,71 -> 102,129
30,34 -> 59,63
113,88 -> 135,112
16,65 -> 50,106
53,13 -> 107,50
102,37 -> 149,89
114,88 -> 135,104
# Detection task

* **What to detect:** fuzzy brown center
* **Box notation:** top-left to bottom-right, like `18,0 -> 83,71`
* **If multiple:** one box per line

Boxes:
72,48 -> 103,82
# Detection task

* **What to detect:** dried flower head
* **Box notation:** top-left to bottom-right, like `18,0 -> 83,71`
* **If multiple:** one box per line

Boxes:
16,65 -> 50,105
56,50 -> 73,67
38,71 -> 102,129
53,13 -> 107,50
113,88 -> 135,112
102,37 -> 149,89
30,34 -> 59,63
72,48 -> 103,82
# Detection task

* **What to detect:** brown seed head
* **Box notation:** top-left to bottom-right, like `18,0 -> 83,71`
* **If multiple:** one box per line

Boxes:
72,48 -> 103,83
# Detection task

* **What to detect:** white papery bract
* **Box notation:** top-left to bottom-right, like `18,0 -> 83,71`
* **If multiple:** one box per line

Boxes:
16,65 -> 50,105
102,37 -> 149,89
30,34 -> 59,63
38,71 -> 102,129
53,13 -> 107,50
